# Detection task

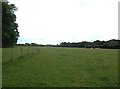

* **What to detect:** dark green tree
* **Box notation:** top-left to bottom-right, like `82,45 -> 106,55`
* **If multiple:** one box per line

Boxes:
59,39 -> 120,49
2,1 -> 19,48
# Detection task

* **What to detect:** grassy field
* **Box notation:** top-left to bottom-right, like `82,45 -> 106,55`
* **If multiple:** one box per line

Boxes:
2,47 -> 118,87
2,46 -> 40,64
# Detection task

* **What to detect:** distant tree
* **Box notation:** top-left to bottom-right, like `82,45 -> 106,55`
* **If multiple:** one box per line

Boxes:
16,43 -> 25,46
25,43 -> 30,46
31,43 -> 38,46
105,39 -> 120,49
59,39 -> 120,49
2,1 -> 19,48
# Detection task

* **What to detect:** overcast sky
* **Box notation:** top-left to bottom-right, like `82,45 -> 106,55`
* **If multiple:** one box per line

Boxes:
9,0 -> 119,45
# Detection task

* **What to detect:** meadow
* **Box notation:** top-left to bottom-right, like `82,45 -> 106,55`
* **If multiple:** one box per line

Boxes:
2,47 -> 118,87
2,46 -> 40,64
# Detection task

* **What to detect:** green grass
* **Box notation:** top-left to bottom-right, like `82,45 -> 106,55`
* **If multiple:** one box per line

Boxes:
2,47 -> 118,87
2,46 -> 40,64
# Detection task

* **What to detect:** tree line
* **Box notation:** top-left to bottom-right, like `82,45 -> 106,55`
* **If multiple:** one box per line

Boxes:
59,39 -> 120,49
16,39 -> 120,49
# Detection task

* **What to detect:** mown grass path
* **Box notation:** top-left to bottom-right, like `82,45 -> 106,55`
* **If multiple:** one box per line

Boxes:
2,47 -> 118,87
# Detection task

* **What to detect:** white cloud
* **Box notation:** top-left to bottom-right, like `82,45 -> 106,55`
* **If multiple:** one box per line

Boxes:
9,0 -> 119,44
